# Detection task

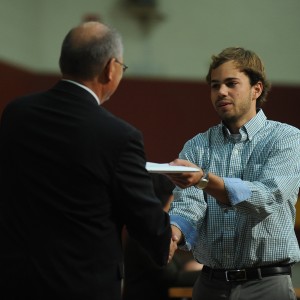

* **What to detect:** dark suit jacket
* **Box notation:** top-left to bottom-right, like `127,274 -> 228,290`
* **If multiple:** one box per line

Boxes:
0,80 -> 171,300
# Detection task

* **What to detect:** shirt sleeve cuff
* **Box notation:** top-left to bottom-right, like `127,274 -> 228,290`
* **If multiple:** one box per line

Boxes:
223,177 -> 252,205
170,215 -> 197,250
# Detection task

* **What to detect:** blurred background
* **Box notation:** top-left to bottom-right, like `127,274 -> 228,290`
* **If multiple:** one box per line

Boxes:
1,0 -> 300,83
1,0 -> 300,162
1,0 -> 300,285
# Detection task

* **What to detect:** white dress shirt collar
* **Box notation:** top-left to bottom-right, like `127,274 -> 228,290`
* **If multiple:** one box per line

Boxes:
61,79 -> 101,105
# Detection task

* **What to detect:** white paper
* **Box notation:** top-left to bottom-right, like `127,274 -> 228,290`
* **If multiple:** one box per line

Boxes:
146,162 -> 200,173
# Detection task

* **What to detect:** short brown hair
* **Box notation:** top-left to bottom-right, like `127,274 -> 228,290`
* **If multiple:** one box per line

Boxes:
206,47 -> 271,107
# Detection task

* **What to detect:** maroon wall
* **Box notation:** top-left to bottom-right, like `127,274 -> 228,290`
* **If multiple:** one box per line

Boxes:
1,61 -> 300,163
104,78 -> 218,162
105,79 -> 300,162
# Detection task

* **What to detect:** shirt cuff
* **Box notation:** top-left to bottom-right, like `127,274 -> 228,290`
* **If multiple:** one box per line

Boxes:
170,215 -> 197,250
223,177 -> 252,205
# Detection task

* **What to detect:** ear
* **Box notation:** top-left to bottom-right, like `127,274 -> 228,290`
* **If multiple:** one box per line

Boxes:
252,81 -> 263,100
104,58 -> 115,82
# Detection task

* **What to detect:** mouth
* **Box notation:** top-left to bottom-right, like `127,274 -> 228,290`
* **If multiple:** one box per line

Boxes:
216,101 -> 232,108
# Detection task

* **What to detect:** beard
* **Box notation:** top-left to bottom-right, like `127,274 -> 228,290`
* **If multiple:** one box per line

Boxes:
216,93 -> 255,131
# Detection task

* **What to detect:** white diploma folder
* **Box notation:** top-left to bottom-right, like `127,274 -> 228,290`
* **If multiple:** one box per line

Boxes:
145,162 -> 200,173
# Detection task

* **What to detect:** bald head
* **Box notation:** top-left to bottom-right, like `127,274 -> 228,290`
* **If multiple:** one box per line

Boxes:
59,21 -> 123,80
70,22 -> 108,47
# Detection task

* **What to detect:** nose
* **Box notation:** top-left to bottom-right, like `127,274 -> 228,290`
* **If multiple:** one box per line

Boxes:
218,84 -> 228,96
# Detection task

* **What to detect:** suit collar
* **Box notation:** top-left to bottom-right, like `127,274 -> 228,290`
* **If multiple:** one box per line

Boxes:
52,80 -> 100,106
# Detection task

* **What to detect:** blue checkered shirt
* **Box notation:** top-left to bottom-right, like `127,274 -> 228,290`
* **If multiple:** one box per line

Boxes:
169,109 -> 300,269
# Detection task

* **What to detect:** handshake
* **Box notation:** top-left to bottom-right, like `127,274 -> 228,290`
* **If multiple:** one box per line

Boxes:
168,225 -> 182,263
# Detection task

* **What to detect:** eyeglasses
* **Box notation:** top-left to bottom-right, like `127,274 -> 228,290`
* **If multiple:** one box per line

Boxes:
115,59 -> 128,73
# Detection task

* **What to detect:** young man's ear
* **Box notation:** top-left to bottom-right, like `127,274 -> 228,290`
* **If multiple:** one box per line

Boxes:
252,81 -> 263,100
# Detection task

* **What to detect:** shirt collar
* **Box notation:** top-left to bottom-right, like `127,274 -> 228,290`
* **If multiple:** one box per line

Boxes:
61,79 -> 101,105
243,109 -> 267,141
222,109 -> 267,142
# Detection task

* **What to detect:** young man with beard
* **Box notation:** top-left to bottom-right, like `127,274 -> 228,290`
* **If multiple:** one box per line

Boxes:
167,47 -> 300,300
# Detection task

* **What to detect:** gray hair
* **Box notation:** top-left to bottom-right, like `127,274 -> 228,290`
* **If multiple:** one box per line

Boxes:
59,23 -> 123,80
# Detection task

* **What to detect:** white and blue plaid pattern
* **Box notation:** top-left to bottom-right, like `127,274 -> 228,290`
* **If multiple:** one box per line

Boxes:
169,110 -> 300,269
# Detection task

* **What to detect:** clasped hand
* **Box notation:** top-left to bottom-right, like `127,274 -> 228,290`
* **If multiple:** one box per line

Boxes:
168,233 -> 179,263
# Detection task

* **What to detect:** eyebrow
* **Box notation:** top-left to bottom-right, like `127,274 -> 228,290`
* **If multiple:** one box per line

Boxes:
211,77 -> 239,83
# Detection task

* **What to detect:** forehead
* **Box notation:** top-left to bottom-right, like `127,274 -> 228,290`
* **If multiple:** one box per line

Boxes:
211,60 -> 248,82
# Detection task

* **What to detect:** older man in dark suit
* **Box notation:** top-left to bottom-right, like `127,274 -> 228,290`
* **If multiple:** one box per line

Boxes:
0,21 -> 174,300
